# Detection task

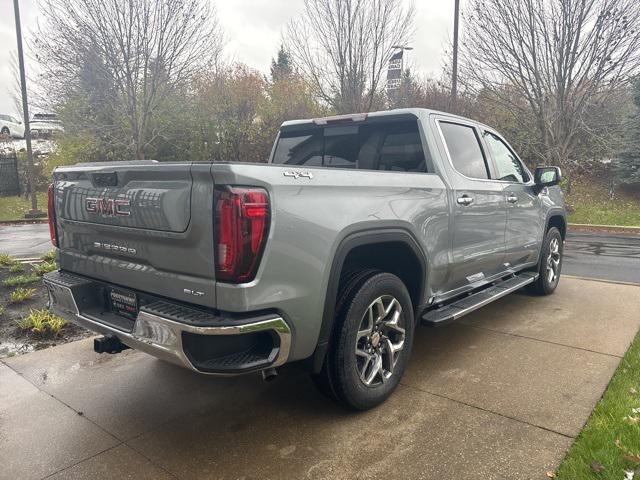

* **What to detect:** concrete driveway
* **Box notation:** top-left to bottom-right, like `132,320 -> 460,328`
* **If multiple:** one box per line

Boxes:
1,277 -> 639,480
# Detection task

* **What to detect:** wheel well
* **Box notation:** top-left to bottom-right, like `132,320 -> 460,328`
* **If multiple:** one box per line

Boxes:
340,241 -> 423,309
310,231 -> 427,373
547,215 -> 566,239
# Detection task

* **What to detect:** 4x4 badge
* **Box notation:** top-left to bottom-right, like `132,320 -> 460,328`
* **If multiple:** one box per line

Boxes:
283,171 -> 313,179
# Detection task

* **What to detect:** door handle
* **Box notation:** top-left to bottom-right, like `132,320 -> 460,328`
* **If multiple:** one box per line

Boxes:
506,193 -> 518,203
456,195 -> 474,206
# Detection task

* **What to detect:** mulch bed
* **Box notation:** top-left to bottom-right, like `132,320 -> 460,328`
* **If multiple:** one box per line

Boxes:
0,262 -> 91,358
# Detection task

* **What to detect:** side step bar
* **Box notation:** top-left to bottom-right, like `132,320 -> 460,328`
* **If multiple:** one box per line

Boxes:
421,272 -> 538,327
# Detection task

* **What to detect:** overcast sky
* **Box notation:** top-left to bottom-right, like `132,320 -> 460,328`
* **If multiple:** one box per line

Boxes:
0,0 -> 456,117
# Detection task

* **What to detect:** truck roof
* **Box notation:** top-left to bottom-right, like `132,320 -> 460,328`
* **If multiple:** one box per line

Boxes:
280,107 -> 490,130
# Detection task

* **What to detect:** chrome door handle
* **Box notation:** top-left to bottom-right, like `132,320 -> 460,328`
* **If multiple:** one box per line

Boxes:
506,193 -> 518,203
457,195 -> 474,206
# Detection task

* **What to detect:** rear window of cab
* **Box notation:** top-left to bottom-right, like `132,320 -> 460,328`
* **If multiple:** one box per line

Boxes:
272,118 -> 428,173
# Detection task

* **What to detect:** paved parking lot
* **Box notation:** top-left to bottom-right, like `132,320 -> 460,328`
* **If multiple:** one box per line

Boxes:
0,223 -> 51,259
1,277 -> 639,480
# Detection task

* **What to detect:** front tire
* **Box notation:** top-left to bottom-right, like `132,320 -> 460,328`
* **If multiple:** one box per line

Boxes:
1,127 -> 9,136
530,227 -> 563,295
312,271 -> 415,410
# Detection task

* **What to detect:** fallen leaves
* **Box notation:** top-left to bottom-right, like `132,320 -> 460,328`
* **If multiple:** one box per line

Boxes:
624,454 -> 640,464
616,439 -> 640,466
590,460 -> 606,473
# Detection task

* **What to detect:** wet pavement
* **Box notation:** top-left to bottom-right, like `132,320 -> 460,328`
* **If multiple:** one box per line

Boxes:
1,277 -> 639,480
0,223 -> 50,258
563,232 -> 640,284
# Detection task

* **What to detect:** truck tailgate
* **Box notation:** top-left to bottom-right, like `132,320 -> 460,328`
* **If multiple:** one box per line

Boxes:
53,162 -> 217,308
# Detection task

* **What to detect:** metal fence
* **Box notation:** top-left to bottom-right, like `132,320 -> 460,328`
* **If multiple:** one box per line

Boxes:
0,152 -> 20,197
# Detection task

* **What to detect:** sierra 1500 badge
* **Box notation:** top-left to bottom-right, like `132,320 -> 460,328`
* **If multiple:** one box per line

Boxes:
85,197 -> 131,217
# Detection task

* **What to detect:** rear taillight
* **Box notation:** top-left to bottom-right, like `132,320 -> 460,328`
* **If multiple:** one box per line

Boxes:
47,183 -> 58,247
214,186 -> 270,283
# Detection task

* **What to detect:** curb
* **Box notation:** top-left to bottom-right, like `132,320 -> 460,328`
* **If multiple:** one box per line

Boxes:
0,219 -> 48,225
568,223 -> 640,235
564,275 -> 640,287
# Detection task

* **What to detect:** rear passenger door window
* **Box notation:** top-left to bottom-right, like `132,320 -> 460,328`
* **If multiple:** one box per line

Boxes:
439,122 -> 489,179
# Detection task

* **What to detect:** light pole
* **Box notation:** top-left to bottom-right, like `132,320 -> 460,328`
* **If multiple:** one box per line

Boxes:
13,0 -> 42,217
450,0 -> 460,113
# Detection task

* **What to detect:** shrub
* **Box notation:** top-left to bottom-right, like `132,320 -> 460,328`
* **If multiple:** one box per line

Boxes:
0,253 -> 20,268
40,250 -> 57,262
9,263 -> 24,273
33,261 -> 57,276
3,274 -> 40,287
10,287 -> 36,303
18,309 -> 67,335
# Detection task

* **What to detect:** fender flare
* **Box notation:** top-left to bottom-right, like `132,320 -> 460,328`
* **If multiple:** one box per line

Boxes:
544,208 -> 567,237
310,228 -> 427,373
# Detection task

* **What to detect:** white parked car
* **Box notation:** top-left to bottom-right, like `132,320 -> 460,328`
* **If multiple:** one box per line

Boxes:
0,114 -> 25,138
31,113 -> 64,138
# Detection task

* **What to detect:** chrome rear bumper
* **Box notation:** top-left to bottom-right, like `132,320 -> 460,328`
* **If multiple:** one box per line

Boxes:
43,271 -> 291,375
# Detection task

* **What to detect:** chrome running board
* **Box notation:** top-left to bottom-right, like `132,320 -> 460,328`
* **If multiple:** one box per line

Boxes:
421,272 -> 538,326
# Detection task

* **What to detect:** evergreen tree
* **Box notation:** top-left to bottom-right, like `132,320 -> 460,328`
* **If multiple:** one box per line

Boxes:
270,45 -> 292,82
616,78 -> 640,187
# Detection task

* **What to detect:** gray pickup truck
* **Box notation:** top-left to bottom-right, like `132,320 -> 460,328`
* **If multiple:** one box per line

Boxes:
44,108 -> 566,409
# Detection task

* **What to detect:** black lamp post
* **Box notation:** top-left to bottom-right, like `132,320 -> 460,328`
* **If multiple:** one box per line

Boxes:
13,0 -> 43,218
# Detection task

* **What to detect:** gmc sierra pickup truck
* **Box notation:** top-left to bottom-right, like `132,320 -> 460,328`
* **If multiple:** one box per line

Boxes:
44,108 -> 566,410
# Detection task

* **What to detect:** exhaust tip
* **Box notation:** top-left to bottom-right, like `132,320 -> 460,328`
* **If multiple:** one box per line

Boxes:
261,367 -> 278,382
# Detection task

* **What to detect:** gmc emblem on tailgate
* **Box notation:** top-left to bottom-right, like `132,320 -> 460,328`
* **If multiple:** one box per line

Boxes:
85,197 -> 131,217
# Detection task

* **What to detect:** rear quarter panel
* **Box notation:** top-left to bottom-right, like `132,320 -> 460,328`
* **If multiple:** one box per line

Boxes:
212,163 -> 449,361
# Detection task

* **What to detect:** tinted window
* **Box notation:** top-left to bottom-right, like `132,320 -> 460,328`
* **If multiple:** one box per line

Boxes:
272,132 -> 323,166
378,129 -> 426,171
484,132 -> 527,182
272,120 -> 426,172
440,122 -> 489,179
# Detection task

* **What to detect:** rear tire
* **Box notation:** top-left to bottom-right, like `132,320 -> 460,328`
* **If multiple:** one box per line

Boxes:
311,270 -> 414,410
530,227 -> 563,295
1,127 -> 9,136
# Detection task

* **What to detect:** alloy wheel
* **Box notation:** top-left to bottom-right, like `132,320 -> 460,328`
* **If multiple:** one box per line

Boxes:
355,295 -> 406,386
546,237 -> 561,283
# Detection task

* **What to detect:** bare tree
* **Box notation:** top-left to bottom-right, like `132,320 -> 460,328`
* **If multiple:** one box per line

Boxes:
461,0 -> 640,168
286,0 -> 415,113
35,0 -> 224,159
